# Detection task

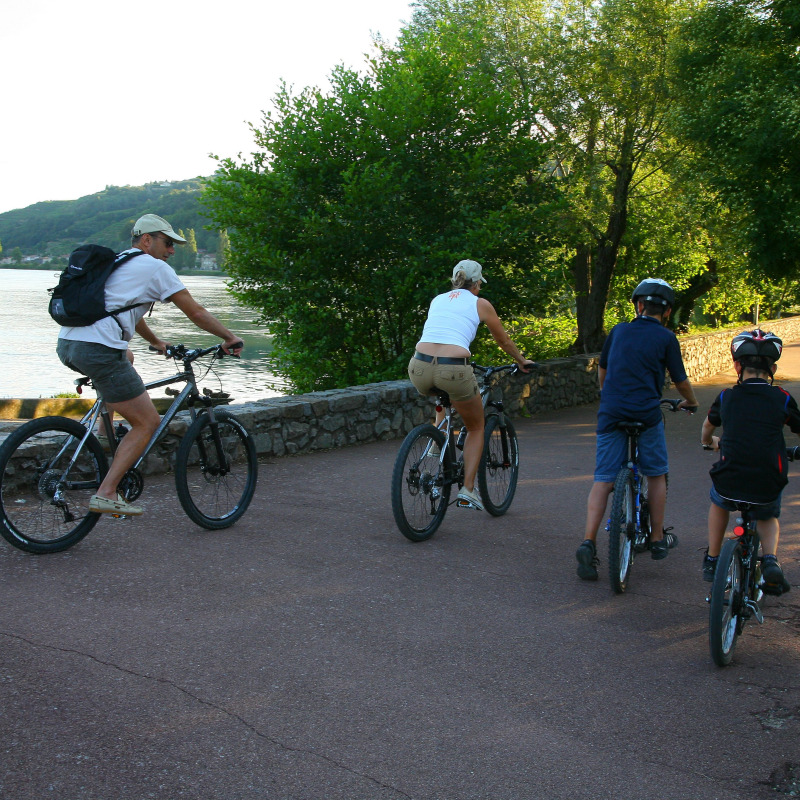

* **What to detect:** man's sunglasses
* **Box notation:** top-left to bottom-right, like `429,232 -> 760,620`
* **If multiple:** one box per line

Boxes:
150,233 -> 176,248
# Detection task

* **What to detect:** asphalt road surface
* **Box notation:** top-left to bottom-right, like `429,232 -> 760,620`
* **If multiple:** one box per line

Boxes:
2,349 -> 799,800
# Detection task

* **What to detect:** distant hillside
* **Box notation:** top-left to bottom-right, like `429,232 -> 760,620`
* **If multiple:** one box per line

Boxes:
0,180 -> 219,255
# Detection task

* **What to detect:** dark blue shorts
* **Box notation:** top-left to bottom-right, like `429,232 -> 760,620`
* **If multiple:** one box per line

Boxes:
709,485 -> 781,520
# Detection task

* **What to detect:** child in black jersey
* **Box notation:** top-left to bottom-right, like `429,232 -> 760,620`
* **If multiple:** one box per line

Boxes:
701,330 -> 800,595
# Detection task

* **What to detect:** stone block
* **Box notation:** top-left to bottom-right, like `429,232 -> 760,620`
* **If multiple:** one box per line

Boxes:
312,432 -> 333,450
281,403 -> 307,419
375,417 -> 391,436
329,394 -> 365,412
284,421 -> 310,438
252,432 -> 272,454
356,423 -> 373,441
321,415 -> 346,432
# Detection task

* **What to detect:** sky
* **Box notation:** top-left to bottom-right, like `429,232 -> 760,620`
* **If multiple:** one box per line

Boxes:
0,0 -> 415,214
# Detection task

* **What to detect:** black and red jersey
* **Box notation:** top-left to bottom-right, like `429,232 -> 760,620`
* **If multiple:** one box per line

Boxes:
708,378 -> 800,503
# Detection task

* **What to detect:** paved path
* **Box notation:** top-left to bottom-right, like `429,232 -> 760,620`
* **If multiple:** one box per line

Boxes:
2,350 -> 800,800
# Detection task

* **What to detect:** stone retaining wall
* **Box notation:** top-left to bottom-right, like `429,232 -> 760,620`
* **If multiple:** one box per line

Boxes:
130,316 -> 800,473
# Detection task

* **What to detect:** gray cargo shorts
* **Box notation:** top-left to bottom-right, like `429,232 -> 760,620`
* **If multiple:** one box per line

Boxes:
57,339 -> 146,404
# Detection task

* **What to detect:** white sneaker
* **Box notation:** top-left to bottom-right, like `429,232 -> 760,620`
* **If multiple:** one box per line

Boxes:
456,486 -> 484,511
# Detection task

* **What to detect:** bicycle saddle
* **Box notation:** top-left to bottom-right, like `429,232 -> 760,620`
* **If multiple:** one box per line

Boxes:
616,421 -> 647,434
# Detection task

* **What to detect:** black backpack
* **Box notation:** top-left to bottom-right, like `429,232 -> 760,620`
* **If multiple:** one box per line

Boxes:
49,245 -> 147,331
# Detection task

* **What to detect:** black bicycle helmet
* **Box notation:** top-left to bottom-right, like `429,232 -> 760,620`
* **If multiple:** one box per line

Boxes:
631,278 -> 675,309
730,329 -> 783,362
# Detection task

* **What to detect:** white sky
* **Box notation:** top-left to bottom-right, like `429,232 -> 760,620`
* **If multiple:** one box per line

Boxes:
0,0 -> 415,214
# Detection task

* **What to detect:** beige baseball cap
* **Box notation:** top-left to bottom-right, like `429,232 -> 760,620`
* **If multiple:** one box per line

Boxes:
452,259 -> 487,283
131,214 -> 186,243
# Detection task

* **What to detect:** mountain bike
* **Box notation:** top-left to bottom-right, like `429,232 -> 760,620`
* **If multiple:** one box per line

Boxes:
707,446 -> 799,667
606,398 -> 695,594
0,343 -> 258,554
391,362 -> 525,542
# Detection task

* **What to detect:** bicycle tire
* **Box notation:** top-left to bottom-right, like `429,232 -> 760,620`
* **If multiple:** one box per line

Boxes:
391,423 -> 451,542
0,416 -> 108,554
709,538 -> 744,667
175,409 -> 258,529
477,415 -> 519,516
608,467 -> 635,594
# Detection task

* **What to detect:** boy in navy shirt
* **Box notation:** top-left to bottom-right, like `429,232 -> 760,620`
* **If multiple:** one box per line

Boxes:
701,330 -> 800,594
576,279 -> 699,580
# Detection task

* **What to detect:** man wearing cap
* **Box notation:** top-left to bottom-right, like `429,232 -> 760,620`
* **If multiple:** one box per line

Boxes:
408,259 -> 535,510
56,214 -> 243,517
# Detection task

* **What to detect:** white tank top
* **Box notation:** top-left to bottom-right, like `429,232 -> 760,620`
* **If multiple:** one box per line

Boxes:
418,289 -> 480,352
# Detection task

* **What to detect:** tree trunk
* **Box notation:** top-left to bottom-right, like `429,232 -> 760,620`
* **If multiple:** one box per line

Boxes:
572,125 -> 636,354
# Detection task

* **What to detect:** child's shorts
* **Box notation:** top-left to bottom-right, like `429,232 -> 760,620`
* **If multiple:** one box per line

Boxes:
594,420 -> 668,483
709,485 -> 782,520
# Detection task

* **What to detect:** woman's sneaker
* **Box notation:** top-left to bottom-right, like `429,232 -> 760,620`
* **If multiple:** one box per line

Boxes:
761,555 -> 791,595
575,539 -> 599,581
456,486 -> 483,511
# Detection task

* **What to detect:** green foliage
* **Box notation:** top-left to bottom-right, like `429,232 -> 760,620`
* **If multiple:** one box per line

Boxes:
204,32 -> 560,393
0,180 -> 218,255
216,229 -> 230,269
11,246 -> 22,263
673,0 -> 800,277
51,392 -> 79,398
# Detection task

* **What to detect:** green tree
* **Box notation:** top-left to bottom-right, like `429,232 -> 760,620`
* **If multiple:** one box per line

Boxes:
204,33 -> 558,392
673,0 -> 800,279
216,229 -> 230,269
184,228 -> 198,269
11,246 -> 22,263
411,0 -> 706,352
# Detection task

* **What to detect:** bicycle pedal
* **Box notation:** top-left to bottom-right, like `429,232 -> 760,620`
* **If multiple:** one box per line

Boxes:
110,513 -> 131,520
456,499 -> 480,510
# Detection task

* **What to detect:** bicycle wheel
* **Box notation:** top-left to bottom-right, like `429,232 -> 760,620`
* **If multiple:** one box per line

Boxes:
709,538 -> 744,667
0,416 -> 107,554
478,415 -> 519,516
608,467 -> 635,594
175,409 -> 258,529
391,423 -> 451,542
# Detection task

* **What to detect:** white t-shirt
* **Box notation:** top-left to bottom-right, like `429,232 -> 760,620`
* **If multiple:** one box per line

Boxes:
58,249 -> 186,350
418,289 -> 481,352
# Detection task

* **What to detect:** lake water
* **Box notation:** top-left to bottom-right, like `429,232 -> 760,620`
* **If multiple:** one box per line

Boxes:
0,269 -> 285,402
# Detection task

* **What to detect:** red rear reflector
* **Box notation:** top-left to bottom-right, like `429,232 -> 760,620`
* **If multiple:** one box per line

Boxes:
76,386 -> 82,395
435,405 -> 443,412
734,526 -> 745,536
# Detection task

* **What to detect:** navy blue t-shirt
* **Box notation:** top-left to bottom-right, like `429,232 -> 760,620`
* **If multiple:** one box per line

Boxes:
597,315 -> 688,434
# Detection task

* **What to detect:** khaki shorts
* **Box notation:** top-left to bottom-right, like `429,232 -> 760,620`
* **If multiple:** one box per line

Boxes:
407,356 -> 479,403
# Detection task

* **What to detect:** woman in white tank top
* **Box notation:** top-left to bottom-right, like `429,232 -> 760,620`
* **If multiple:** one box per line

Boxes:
408,260 -> 535,510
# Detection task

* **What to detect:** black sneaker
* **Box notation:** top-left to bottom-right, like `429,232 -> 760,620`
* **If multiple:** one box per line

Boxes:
651,528 -> 678,560
576,539 -> 599,581
703,551 -> 718,582
761,555 -> 791,596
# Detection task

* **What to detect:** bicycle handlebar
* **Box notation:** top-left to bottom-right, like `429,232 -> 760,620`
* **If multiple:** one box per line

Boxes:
661,398 -> 697,414
148,343 -> 242,361
471,361 -> 539,378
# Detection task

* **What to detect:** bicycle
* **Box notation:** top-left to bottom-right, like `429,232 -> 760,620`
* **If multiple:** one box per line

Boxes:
606,398 -> 696,594
391,362 -> 526,542
707,446 -> 799,667
0,343 -> 258,554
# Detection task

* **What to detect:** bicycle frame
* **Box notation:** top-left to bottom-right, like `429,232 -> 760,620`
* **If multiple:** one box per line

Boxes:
623,429 -> 649,544
730,506 -> 764,624
427,365 -> 513,489
52,348 -> 228,494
